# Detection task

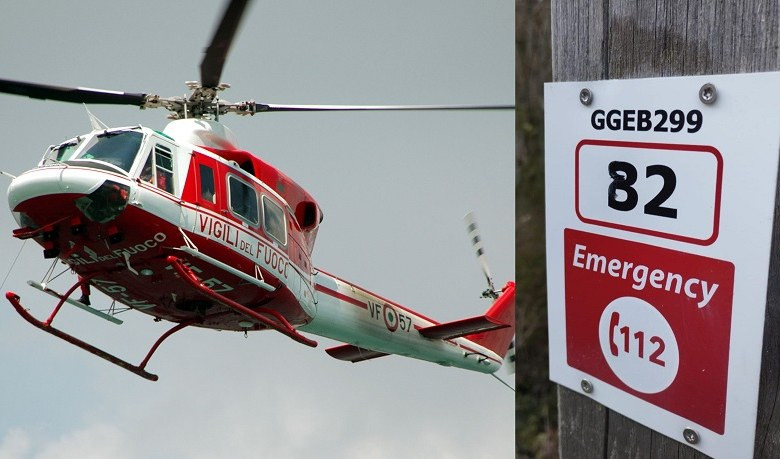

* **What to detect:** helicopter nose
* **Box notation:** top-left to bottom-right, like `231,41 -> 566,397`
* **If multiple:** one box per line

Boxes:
8,167 -> 132,223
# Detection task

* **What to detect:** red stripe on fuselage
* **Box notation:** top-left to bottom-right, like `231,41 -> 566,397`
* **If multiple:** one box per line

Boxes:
315,269 -> 439,325
315,284 -> 367,310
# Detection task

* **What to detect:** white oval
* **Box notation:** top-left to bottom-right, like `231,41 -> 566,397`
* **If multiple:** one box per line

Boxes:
598,296 -> 679,394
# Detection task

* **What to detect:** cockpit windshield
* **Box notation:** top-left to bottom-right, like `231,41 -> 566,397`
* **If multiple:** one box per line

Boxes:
71,130 -> 144,173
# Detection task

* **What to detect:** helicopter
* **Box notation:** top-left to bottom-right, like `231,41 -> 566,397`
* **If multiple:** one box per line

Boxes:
0,0 -> 515,382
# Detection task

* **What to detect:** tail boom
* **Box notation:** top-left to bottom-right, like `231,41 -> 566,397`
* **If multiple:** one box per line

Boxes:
303,271 -> 514,373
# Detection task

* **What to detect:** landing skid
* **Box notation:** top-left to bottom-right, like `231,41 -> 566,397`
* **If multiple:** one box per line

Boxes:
5,283 -> 197,381
27,280 -> 123,325
4,256 -> 316,381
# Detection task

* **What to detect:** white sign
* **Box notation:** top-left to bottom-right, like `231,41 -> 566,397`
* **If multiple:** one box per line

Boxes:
545,72 -> 780,458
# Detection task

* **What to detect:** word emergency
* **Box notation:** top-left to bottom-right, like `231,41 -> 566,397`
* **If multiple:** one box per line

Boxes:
571,244 -> 719,308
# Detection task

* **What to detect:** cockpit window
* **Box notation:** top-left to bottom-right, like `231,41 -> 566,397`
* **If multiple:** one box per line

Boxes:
42,138 -> 82,164
53,141 -> 80,161
73,130 -> 144,173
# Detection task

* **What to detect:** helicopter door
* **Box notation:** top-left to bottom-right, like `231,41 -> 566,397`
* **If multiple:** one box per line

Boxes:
194,155 -> 223,211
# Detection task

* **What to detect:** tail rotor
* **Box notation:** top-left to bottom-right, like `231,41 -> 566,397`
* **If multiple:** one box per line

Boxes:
464,212 -> 515,379
464,212 -> 499,299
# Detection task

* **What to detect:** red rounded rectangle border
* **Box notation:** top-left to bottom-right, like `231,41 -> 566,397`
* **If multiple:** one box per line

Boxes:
575,139 -> 723,246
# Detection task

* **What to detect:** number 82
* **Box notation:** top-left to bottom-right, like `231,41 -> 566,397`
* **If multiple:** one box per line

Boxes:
608,161 -> 677,219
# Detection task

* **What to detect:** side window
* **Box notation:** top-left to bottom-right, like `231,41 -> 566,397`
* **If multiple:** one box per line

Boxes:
139,144 -> 174,194
199,165 -> 216,204
262,196 -> 287,245
228,175 -> 259,225
154,145 -> 174,193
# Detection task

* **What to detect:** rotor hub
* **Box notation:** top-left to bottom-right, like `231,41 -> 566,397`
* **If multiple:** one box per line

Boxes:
141,82 -> 256,121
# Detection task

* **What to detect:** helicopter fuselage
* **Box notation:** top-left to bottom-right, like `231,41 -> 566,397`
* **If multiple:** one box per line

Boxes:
6,120 -> 508,375
9,121 -> 317,327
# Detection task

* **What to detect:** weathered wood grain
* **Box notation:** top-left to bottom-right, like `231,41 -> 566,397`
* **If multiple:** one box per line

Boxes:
550,0 -> 780,457
557,386 -> 606,457
755,176 -> 780,458
551,0 -> 606,82
517,0 -> 556,456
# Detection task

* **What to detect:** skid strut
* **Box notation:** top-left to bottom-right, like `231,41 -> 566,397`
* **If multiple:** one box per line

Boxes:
5,286 -> 198,381
167,255 -> 317,348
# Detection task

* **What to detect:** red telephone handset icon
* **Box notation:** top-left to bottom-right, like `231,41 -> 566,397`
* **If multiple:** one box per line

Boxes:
609,311 -> 620,356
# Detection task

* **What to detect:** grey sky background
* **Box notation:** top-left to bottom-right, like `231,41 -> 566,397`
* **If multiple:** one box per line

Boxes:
0,1 -> 514,458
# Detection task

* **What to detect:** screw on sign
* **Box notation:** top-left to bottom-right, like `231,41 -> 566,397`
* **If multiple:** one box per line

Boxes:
563,228 -> 734,434
684,428 -> 700,445
580,379 -> 593,393
579,88 -> 593,106
699,83 -> 717,105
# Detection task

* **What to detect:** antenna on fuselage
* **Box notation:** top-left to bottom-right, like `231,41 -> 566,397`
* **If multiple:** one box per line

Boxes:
83,104 -> 108,131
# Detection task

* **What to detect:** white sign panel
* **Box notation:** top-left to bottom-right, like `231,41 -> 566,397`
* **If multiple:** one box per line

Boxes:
545,72 -> 780,458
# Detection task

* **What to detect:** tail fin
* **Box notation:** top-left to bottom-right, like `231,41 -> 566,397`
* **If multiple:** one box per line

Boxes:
417,281 -> 516,358
467,281 -> 515,356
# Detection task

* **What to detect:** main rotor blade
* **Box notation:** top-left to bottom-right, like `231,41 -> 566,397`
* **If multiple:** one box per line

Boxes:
200,0 -> 251,88
256,103 -> 515,112
0,78 -> 147,106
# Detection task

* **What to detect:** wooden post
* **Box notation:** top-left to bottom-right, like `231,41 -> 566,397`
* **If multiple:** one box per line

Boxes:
550,1 -> 780,457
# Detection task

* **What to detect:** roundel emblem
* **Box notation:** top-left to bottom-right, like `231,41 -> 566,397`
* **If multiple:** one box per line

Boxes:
383,304 -> 399,332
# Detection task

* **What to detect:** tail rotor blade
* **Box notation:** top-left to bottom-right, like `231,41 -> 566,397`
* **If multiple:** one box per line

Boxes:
464,212 -> 496,298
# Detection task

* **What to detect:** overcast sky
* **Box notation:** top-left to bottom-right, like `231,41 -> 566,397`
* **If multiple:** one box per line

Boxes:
0,1 -> 514,458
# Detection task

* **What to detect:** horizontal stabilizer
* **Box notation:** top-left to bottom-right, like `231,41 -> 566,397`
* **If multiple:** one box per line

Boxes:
326,344 -> 389,363
418,315 -> 509,340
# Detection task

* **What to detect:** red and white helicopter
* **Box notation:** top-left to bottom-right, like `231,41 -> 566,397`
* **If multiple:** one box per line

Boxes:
1,0 -> 515,382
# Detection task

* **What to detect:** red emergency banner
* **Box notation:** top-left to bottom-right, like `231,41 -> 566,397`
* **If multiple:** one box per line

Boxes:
564,228 -> 734,434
